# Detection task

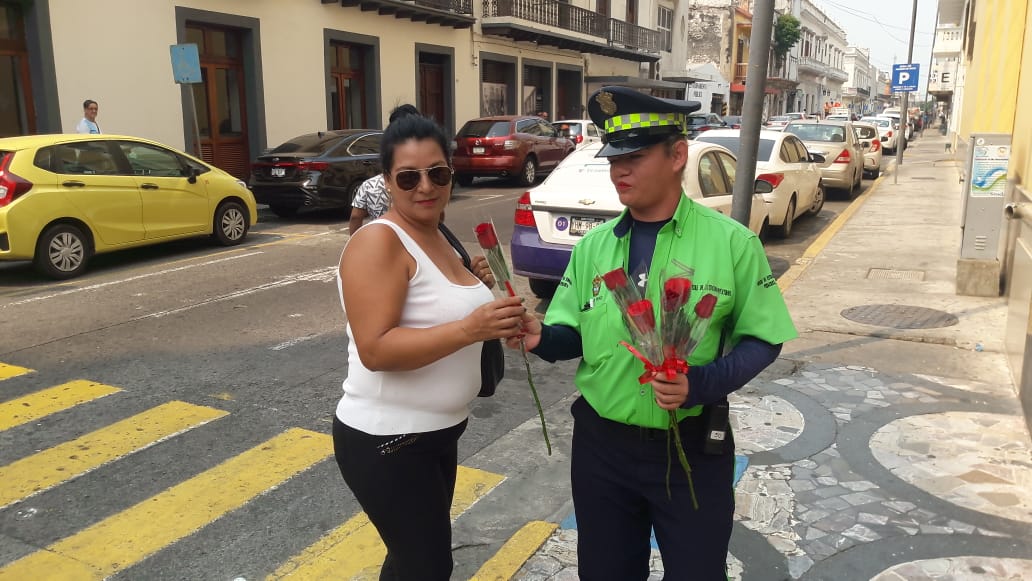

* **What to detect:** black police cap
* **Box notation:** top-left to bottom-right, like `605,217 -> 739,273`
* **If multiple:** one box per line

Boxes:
587,86 -> 701,157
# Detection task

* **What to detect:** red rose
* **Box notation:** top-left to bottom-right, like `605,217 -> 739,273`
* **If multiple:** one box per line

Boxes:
695,294 -> 717,318
626,299 -> 656,334
602,268 -> 629,290
474,222 -> 498,249
662,277 -> 692,311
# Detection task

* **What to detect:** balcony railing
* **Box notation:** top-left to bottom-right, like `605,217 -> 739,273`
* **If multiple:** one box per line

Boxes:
482,0 -> 661,53
798,56 -> 827,75
734,62 -> 748,83
826,67 -> 848,82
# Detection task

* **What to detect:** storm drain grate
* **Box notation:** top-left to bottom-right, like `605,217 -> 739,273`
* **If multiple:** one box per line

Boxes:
911,176 -> 937,180
867,268 -> 926,281
841,304 -> 959,329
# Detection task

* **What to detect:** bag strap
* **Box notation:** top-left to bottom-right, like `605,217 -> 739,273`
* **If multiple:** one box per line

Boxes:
438,222 -> 472,271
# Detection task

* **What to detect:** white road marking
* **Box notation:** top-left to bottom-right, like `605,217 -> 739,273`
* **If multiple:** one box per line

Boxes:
2,252 -> 264,309
270,334 -> 320,351
142,266 -> 337,319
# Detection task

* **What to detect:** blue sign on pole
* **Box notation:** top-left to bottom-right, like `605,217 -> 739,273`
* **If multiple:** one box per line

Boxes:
891,63 -> 920,92
170,44 -> 202,84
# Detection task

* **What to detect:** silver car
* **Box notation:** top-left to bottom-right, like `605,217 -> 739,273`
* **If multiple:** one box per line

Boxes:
784,120 -> 864,197
852,122 -> 884,179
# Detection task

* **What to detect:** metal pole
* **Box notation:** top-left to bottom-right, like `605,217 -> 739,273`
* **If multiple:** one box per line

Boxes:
189,87 -> 203,158
732,0 -> 775,227
894,0 -> 919,184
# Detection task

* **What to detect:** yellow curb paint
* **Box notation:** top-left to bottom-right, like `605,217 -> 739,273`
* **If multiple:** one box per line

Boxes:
0,380 -> 121,431
0,401 -> 228,510
0,428 -> 331,581
270,466 -> 505,580
469,520 -> 558,581
0,362 -> 32,381
778,173 -> 886,292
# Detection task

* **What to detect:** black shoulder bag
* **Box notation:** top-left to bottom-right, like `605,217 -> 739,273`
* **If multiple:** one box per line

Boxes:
438,223 -> 504,397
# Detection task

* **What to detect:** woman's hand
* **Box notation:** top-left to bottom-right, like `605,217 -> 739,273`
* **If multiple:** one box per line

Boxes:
470,255 -> 495,289
505,311 -> 542,351
651,372 -> 689,410
462,296 -> 525,342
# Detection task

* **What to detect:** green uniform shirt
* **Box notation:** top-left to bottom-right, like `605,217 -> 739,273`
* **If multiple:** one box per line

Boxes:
544,194 -> 798,429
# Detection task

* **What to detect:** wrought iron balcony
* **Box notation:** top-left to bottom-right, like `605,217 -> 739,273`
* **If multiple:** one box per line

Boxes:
481,0 -> 661,62
734,63 -> 748,83
324,0 -> 475,29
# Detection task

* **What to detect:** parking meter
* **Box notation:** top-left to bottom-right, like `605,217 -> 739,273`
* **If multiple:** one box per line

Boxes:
960,133 -> 1011,261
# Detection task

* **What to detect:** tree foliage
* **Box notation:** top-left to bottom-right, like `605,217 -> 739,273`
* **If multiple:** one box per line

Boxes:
773,14 -> 802,61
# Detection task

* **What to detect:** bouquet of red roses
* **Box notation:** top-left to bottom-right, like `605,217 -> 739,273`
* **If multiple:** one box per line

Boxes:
602,264 -> 719,507
474,220 -> 551,455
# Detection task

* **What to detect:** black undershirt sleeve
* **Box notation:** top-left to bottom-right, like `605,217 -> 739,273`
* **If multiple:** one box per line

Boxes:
683,337 -> 782,407
529,324 -> 584,362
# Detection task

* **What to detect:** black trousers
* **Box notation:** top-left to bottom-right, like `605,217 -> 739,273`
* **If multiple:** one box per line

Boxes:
570,397 -> 735,581
332,416 -> 467,581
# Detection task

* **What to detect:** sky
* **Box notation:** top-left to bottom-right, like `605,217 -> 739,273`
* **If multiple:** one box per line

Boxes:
814,0 -> 939,99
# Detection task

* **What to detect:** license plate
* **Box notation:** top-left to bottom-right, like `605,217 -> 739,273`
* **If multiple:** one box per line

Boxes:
570,216 -> 605,236
270,167 -> 286,177
472,146 -> 485,155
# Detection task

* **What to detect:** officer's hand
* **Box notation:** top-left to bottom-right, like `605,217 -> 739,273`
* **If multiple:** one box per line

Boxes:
470,255 -> 495,289
505,312 -> 541,351
651,372 -> 689,410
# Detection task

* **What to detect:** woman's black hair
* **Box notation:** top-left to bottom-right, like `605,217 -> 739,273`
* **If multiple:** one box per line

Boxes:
380,104 -> 450,174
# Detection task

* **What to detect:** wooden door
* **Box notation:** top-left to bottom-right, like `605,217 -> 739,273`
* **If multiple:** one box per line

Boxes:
418,62 -> 445,127
0,2 -> 35,137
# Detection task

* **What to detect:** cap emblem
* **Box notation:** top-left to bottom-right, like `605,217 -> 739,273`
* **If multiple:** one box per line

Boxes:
596,91 -> 617,116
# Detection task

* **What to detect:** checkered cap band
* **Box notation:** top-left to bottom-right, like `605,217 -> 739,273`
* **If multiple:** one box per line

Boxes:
603,112 -> 686,134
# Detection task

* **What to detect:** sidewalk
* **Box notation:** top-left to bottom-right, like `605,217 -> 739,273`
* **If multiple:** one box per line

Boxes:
511,130 -> 1032,580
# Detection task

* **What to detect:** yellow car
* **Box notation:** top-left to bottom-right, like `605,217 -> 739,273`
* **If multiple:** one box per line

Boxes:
0,134 -> 257,278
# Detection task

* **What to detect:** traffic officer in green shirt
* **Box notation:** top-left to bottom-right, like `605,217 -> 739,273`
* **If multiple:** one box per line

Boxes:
509,86 -> 797,579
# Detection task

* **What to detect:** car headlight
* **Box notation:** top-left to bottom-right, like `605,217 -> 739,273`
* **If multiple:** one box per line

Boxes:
236,179 -> 250,190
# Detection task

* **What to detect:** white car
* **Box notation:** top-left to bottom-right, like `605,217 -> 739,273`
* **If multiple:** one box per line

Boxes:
510,140 -> 770,297
697,129 -> 824,239
852,122 -> 884,178
551,119 -> 603,149
861,116 -> 898,153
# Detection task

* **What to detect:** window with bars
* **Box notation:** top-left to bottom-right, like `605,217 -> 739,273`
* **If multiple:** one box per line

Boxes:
657,6 -> 673,52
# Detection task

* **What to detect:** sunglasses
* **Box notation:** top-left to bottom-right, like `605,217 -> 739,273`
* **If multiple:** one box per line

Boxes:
393,165 -> 453,191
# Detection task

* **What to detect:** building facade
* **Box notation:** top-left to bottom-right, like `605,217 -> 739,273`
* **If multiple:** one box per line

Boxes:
0,0 -> 678,177
842,46 -> 874,116
792,0 -> 848,117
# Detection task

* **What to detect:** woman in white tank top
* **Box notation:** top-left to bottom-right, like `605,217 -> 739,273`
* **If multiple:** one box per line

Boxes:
333,106 -> 528,581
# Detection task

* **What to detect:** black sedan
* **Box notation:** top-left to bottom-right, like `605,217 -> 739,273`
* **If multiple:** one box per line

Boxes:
686,113 -> 728,140
249,130 -> 382,218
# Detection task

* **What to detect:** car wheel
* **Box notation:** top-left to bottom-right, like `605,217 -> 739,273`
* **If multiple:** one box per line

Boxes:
269,204 -> 299,218
807,184 -> 825,215
456,174 -> 474,188
529,278 -> 559,299
870,167 -> 880,178
517,157 -> 537,187
757,217 -> 770,243
34,223 -> 92,279
213,201 -> 249,246
777,198 -> 796,239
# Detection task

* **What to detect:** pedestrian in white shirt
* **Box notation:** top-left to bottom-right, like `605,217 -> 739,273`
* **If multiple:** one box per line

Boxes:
75,100 -> 101,134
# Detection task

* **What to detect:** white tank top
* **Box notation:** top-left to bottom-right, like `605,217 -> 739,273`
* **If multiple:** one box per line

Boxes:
335,219 -> 494,435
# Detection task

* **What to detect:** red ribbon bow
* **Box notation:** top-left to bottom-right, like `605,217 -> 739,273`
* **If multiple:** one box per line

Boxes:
620,342 -> 688,384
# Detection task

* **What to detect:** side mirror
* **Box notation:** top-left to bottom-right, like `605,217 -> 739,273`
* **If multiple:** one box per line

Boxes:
861,142 -> 871,149
880,136 -> 888,142
187,167 -> 201,184
753,179 -> 774,194
809,152 -> 826,164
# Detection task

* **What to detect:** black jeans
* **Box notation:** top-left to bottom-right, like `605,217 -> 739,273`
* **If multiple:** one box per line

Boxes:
570,397 -> 735,581
332,416 -> 467,581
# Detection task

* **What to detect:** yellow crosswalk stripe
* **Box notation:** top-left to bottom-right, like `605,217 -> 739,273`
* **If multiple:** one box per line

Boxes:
469,521 -> 559,581
0,428 -> 332,581
0,380 -> 121,431
0,401 -> 228,510
0,362 -> 33,380
269,465 -> 506,580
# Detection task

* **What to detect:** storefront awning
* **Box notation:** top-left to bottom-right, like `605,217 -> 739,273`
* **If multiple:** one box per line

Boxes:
584,76 -> 686,90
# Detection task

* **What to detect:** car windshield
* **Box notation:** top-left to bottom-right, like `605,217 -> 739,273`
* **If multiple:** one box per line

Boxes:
270,133 -> 346,155
855,126 -> 879,139
545,157 -> 611,186
769,116 -> 789,123
554,123 -> 583,137
687,116 -> 710,126
787,124 -> 847,143
457,120 -> 511,138
695,136 -> 775,161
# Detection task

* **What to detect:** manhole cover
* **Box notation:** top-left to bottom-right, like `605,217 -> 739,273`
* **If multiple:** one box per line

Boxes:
840,304 -> 958,329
